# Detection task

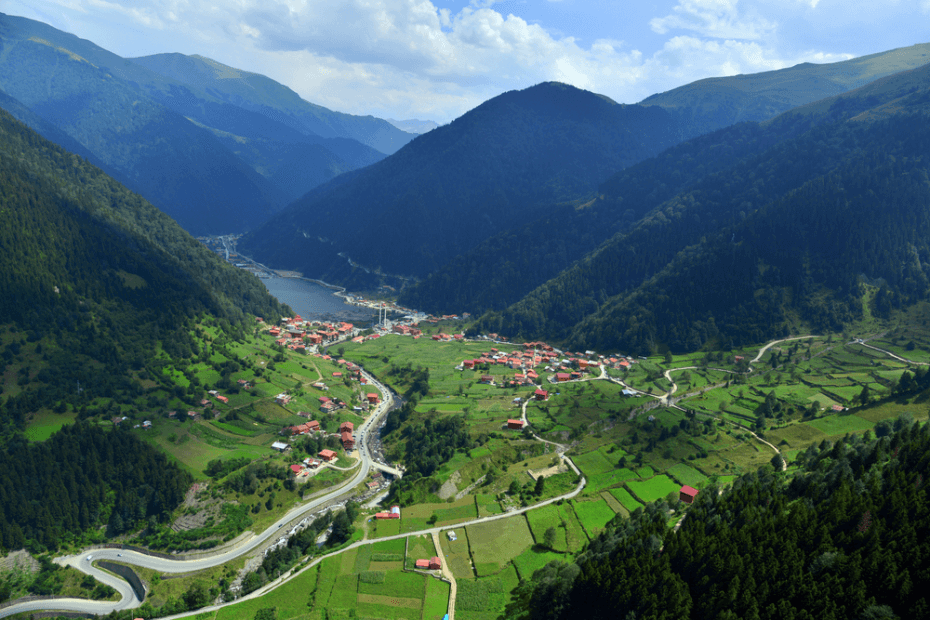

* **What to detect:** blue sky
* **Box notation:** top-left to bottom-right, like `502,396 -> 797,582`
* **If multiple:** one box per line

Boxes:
5,0 -> 930,123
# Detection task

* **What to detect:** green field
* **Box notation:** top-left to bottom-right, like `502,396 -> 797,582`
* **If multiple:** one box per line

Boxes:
466,516 -> 535,576
571,498 -> 617,537
608,486 -> 644,512
667,463 -> 709,488
805,415 -> 875,435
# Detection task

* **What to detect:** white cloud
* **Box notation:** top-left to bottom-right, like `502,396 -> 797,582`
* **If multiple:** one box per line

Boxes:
650,0 -> 776,40
4,0 -> 884,122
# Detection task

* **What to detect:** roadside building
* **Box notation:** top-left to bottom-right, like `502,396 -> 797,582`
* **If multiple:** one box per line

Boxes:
679,485 -> 699,504
534,389 -> 549,401
429,557 -> 441,570
507,419 -> 524,430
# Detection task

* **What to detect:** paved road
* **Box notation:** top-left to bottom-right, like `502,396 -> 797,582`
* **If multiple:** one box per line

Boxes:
0,371 -> 395,619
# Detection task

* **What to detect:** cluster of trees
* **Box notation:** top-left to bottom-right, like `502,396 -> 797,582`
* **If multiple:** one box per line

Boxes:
0,422 -> 190,551
509,416 -> 930,619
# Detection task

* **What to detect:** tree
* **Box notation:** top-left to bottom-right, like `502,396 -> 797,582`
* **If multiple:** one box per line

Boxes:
535,475 -> 546,496
771,453 -> 784,471
543,527 -> 557,549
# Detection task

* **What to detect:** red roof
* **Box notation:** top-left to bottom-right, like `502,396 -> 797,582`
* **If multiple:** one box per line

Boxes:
415,559 -> 430,568
319,449 -> 337,461
290,464 -> 302,474
680,485 -> 699,498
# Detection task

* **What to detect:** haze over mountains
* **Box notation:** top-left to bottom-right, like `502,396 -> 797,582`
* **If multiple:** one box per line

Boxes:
0,13 -> 414,234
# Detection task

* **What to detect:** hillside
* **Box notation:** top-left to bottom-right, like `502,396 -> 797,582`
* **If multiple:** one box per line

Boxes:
0,106 -> 287,435
477,63 -> 930,353
511,419 -> 930,620
238,82 -> 683,283
398,52 -> 930,316
130,53 -> 413,156
641,42 -> 930,137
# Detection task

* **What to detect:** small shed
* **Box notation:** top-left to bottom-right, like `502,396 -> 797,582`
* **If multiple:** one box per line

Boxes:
415,559 -> 431,569
679,485 -> 699,504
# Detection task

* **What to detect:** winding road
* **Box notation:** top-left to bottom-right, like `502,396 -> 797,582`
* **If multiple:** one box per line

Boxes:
0,370 -> 396,619
9,333 -> 898,618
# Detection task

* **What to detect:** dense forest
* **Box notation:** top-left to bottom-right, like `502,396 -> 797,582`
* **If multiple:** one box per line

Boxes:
0,106 -> 288,434
509,416 -> 930,620
402,63 -> 930,320
238,82 -> 684,283
476,67 -> 930,353
0,423 -> 190,551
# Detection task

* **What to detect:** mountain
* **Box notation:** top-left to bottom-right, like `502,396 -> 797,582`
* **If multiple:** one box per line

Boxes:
400,48 -> 930,317
477,63 -> 930,353
0,13 -> 291,235
126,53 -> 396,202
238,82 -> 684,285
0,105 -> 287,436
641,42 -> 930,137
0,14 -> 408,231
385,118 -> 440,134
130,53 -> 415,156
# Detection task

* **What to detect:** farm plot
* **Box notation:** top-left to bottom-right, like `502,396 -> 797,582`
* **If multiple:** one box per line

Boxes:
512,546 -> 567,581
666,463 -> 708,488
626,475 -> 681,504
466,516 -> 535,576
405,534 -> 436,570
571,498 -> 617,538
805,414 -> 874,436
608,487 -> 644,513
525,505 -> 566,552
438,527 -> 474,579
456,564 -> 520,620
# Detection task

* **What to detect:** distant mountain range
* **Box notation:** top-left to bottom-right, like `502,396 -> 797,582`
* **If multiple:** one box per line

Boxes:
385,118 -> 440,134
0,13 -> 415,234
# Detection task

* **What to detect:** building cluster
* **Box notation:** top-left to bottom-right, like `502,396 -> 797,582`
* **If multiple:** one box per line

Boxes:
266,315 -> 356,353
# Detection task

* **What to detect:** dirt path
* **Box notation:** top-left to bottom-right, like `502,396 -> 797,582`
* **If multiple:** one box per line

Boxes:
431,531 -> 457,620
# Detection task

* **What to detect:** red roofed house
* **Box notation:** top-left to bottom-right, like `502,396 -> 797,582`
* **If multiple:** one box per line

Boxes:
367,393 -> 380,404
463,359 -> 475,369
339,421 -> 354,434
333,372 -> 343,378
679,486 -> 699,504
290,464 -> 303,474
556,373 -> 571,382
341,431 -> 355,450
429,557 -> 441,570
415,559 -> 431,569
480,375 -> 493,384
535,389 -> 549,401
308,420 -> 320,432
318,449 -> 337,462
507,419 -> 524,430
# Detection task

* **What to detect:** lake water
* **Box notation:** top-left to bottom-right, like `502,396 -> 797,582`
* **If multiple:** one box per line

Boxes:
262,277 -> 377,324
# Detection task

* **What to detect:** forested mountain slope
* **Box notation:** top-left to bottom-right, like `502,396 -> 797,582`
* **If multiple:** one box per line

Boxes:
511,417 -> 930,620
477,64 -> 930,353
641,42 -> 930,137
399,56 -> 930,316
130,53 -> 413,156
0,107 -> 287,434
238,82 -> 683,283
0,13 -> 287,234
0,14 -> 406,231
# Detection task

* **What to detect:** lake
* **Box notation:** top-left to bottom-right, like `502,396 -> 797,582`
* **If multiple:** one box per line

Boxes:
262,277 -> 377,324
